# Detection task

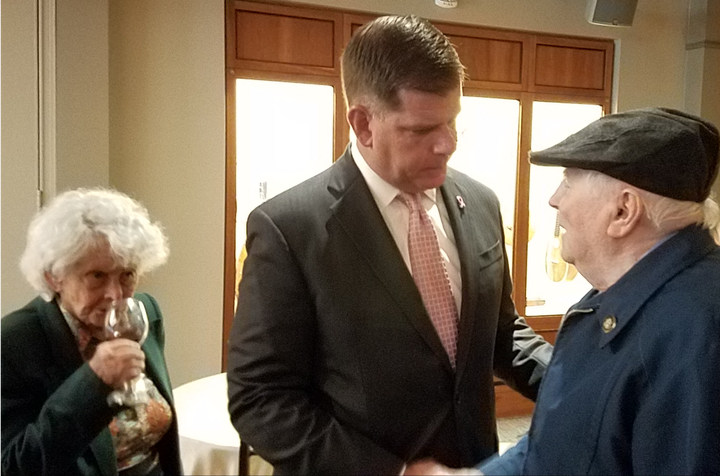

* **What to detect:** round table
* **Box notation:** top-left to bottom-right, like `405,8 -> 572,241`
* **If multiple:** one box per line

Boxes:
173,372 -> 272,475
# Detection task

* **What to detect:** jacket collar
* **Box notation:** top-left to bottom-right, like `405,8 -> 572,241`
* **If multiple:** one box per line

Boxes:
37,298 -> 85,380
595,225 -> 717,348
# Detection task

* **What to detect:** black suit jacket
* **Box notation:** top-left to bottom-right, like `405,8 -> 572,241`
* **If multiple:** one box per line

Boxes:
228,146 -> 551,475
1,293 -> 183,476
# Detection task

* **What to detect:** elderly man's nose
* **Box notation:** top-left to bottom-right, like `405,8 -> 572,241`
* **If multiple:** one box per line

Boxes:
548,187 -> 562,209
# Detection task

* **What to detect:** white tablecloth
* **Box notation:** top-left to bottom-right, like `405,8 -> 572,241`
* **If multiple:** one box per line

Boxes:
173,373 -> 241,475
174,373 -> 273,475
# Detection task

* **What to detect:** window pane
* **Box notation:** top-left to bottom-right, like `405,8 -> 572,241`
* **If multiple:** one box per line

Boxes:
451,97 -> 520,266
235,79 -> 334,281
525,102 -> 602,316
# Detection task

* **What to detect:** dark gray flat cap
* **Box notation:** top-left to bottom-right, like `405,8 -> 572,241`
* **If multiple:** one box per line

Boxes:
529,107 -> 719,202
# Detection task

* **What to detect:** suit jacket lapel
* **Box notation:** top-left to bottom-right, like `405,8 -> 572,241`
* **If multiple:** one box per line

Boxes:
39,300 -> 86,388
136,294 -> 174,405
440,176 -> 480,383
143,346 -> 172,405
328,148 -> 454,372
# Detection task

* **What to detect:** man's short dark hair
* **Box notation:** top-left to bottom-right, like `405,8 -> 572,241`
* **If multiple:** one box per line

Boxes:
341,15 -> 465,111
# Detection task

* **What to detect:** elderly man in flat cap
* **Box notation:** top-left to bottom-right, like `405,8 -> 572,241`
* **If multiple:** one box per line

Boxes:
406,108 -> 720,476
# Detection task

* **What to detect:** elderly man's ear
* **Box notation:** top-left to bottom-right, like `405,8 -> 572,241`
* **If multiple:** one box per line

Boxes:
607,189 -> 644,238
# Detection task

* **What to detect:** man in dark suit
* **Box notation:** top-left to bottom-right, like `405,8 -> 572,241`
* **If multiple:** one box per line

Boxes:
227,14 -> 551,475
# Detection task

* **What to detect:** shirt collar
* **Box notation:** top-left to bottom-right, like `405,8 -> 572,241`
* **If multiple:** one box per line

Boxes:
637,230 -> 678,261
350,140 -> 438,206
595,225 -> 715,348
58,301 -> 81,339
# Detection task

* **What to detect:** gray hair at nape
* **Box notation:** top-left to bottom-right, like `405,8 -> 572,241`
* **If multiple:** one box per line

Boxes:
20,188 -> 169,301
580,169 -> 719,240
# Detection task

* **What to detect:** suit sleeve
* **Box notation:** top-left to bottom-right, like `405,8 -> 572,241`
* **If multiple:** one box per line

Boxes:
1,345 -> 116,476
491,209 -> 552,401
227,208 -> 404,475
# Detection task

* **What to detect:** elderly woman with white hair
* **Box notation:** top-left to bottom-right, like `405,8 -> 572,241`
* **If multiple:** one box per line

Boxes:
1,188 -> 182,476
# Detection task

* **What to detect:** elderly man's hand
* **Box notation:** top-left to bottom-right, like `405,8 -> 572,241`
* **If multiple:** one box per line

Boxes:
404,459 -> 484,475
89,339 -> 146,389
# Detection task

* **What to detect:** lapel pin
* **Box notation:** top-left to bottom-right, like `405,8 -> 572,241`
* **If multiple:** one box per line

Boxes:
456,195 -> 466,210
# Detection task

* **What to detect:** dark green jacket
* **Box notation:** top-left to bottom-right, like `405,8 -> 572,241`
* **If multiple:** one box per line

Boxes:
1,293 -> 183,476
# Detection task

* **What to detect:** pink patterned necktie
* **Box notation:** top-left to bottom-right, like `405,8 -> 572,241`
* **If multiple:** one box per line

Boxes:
399,192 -> 459,368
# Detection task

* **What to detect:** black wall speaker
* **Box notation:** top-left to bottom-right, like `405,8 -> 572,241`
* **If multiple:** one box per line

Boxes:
586,0 -> 638,27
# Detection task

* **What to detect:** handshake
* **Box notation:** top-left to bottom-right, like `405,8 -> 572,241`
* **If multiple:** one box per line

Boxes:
405,459 -> 483,475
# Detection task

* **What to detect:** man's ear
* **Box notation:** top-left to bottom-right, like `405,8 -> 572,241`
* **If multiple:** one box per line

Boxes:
347,105 -> 373,147
607,189 -> 644,238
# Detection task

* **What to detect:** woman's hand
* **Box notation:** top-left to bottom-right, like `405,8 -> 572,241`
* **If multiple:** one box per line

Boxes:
88,339 -> 146,389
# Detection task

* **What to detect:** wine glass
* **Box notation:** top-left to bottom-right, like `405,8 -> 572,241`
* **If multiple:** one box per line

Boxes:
105,297 -> 150,406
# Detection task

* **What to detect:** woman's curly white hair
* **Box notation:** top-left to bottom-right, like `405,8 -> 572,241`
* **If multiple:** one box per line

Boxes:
20,188 -> 169,301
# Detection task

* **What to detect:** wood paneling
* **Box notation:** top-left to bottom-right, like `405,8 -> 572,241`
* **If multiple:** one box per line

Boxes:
437,24 -> 531,92
228,1 -> 343,76
449,35 -> 523,84
535,44 -> 606,90
532,36 -> 613,96
235,11 -> 335,68
526,315 -> 562,346
512,93 -> 533,312
344,13 -> 374,38
494,383 -> 535,418
222,70 -> 238,371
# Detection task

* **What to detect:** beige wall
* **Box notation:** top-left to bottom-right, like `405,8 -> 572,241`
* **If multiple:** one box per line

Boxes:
108,1 -> 226,386
686,0 -> 720,198
2,0 -> 40,310
3,0 -> 718,386
685,0 -> 720,124
56,0 -> 110,191
2,0 -> 110,313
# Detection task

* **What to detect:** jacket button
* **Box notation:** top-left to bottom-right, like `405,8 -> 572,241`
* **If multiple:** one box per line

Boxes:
602,315 -> 617,333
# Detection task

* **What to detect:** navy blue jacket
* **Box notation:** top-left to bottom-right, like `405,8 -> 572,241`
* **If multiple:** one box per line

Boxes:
481,225 -> 720,475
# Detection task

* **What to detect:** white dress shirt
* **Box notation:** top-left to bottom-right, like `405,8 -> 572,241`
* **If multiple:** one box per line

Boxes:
350,142 -> 463,314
